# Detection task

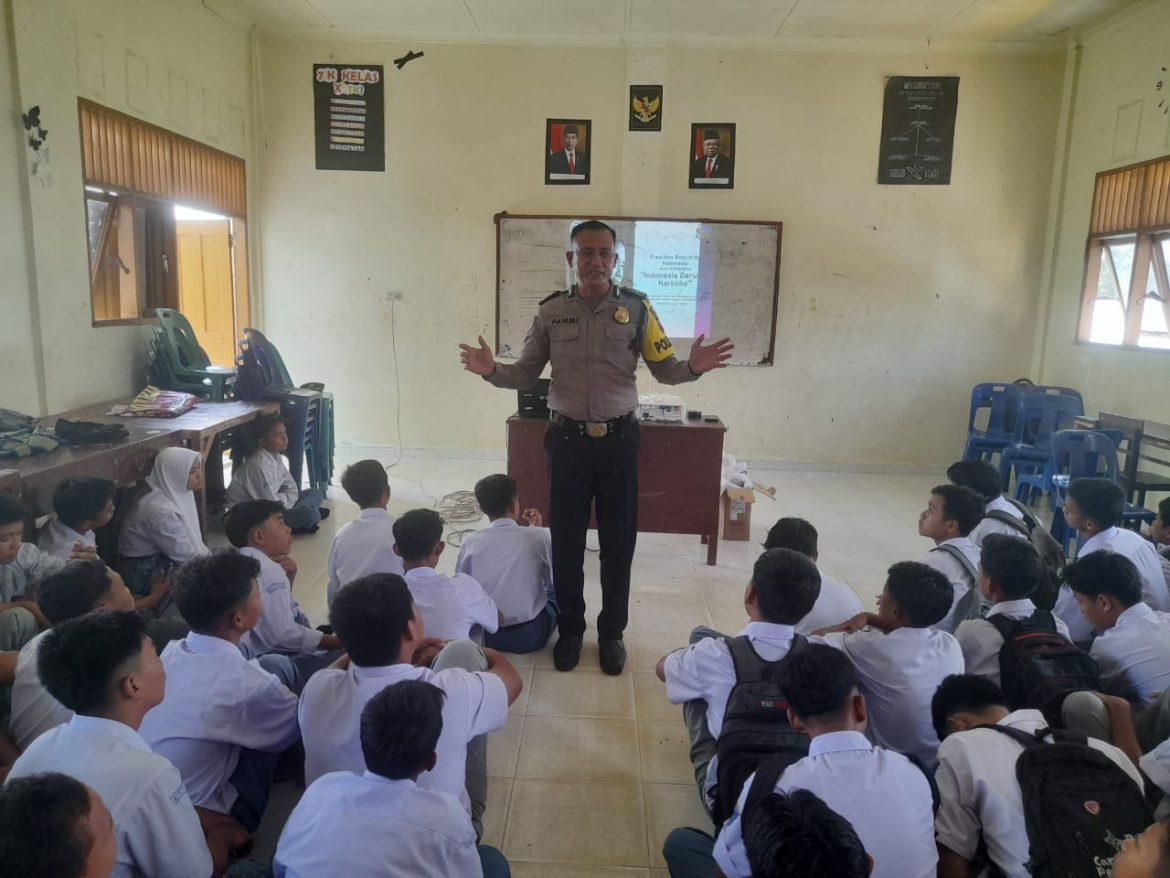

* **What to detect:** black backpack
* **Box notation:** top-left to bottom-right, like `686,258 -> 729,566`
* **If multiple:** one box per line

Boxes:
984,501 -> 1065,610
712,635 -> 810,827
979,724 -> 1153,878
988,611 -> 1099,726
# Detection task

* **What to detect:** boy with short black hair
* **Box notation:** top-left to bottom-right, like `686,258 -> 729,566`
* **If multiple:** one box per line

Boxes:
39,477 -> 116,558
742,790 -> 872,878
326,459 -> 402,606
275,680 -> 512,878
917,484 -> 985,632
656,548 -> 821,814
394,508 -> 500,643
815,560 -> 964,768
225,414 -> 327,533
455,474 -> 557,654
0,772 -> 117,878
947,460 -> 1029,547
1053,478 -> 1170,644
299,573 -> 521,839
954,534 -> 1071,686
8,610 -> 218,877
763,517 -> 864,635
0,493 -> 67,631
138,552 -> 301,833
1150,497 -> 1170,594
707,644 -> 937,878
932,674 -> 1142,878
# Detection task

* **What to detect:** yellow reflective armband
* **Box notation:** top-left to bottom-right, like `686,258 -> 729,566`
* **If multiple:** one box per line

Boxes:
640,303 -> 674,363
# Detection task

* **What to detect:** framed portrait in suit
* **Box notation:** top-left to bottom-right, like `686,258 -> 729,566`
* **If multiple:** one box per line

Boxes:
689,123 -> 735,190
629,85 -> 663,132
545,119 -> 591,185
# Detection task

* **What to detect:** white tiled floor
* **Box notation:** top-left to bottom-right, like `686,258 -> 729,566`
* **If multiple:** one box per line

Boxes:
230,455 -> 948,872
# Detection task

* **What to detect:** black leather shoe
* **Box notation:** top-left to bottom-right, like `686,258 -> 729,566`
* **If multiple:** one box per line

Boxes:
553,635 -> 583,672
319,507 -> 331,520
599,639 -> 627,676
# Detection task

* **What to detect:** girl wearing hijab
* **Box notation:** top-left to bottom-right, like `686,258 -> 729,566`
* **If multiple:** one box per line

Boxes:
118,447 -> 210,595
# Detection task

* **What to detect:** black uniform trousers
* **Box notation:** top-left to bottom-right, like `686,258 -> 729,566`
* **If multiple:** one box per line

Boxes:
544,418 -> 640,641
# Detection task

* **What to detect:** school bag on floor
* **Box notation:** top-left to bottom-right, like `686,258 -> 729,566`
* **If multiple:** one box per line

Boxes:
711,634 -> 810,827
979,724 -> 1152,878
988,611 -> 1099,727
984,500 -> 1066,610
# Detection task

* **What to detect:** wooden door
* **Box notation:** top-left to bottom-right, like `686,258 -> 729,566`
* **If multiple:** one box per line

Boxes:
177,219 -> 236,367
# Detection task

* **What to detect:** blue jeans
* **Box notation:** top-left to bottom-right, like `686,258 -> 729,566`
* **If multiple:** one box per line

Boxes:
485,602 -> 558,654
662,827 -> 716,878
478,845 -> 511,877
282,489 -> 325,530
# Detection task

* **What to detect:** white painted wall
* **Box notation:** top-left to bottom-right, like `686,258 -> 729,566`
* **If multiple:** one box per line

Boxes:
1037,0 -> 1170,421
4,0 -> 251,415
257,37 -> 1063,465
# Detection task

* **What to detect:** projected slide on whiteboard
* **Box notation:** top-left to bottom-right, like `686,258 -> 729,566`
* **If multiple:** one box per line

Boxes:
495,214 -> 781,366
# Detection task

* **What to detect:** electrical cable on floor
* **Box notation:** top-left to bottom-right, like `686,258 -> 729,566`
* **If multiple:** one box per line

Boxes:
437,490 -> 483,547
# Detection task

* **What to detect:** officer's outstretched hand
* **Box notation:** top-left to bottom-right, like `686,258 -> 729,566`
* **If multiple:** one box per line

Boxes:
688,334 -> 734,374
459,335 -> 496,377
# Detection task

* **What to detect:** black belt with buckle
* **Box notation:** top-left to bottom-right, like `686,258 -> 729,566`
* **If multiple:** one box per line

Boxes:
549,411 -> 634,438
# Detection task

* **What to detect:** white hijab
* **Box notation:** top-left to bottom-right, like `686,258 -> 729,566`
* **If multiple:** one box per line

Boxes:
138,446 -> 207,554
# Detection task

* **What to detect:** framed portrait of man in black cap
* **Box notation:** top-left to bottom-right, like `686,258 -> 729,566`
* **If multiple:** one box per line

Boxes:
545,119 -> 591,185
689,123 -> 735,189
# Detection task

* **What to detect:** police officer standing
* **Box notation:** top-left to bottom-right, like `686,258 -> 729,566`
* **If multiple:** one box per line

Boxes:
459,220 -> 733,675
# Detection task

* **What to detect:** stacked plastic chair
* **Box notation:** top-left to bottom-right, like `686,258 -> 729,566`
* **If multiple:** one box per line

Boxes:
962,383 -> 1024,462
147,309 -> 236,401
998,390 -> 1084,491
235,327 -> 334,492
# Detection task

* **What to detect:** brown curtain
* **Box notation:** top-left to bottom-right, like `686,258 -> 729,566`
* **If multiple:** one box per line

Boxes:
1090,155 -> 1170,237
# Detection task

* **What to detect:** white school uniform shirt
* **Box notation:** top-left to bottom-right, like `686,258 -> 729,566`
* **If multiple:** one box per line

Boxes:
969,496 -> 1029,548
138,632 -> 300,814
298,662 -> 508,810
0,543 -> 65,601
820,626 -> 964,768
36,517 -> 96,557
1054,527 -> 1170,644
239,547 -> 323,655
225,447 -> 298,509
712,730 -> 937,878
8,714 -> 212,878
404,567 -> 500,642
919,537 -> 982,633
274,771 -> 481,878
326,507 -> 403,605
793,567 -> 865,636
935,708 -> 1142,878
955,599 -> 1071,687
9,629 -> 73,750
1090,602 -> 1170,706
663,620 -> 797,796
455,519 -> 552,626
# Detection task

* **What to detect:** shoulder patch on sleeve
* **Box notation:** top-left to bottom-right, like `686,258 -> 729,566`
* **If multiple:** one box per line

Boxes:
170,782 -> 190,804
538,289 -> 567,306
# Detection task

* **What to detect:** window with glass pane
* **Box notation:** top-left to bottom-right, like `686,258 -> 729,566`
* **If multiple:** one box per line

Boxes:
1139,237 -> 1170,349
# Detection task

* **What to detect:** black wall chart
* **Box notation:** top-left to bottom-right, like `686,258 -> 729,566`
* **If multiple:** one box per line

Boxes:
314,64 -> 385,172
877,76 -> 959,185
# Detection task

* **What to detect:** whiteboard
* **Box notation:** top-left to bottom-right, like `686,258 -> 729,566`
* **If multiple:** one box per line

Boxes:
495,214 -> 781,366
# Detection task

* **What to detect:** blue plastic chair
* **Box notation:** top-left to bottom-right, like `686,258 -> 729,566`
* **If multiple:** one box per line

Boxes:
963,383 -> 1025,461
1015,430 -> 1118,507
999,392 -> 1085,491
1029,385 -> 1084,411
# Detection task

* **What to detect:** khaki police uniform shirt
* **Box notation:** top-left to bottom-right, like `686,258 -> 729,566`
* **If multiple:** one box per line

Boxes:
487,284 -> 698,421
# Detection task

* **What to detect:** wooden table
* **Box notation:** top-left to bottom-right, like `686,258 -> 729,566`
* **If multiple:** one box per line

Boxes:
506,414 -> 727,565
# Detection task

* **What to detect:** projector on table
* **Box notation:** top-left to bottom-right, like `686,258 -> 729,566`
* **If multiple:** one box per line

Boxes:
638,394 -> 685,422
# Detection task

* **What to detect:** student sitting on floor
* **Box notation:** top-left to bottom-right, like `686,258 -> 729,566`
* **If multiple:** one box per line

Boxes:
224,414 -> 327,534
947,460 -> 1029,547
38,477 -> 116,558
1151,497 -> 1170,593
1053,478 -> 1170,645
395,509 -> 501,643
117,447 -> 209,596
932,674 -> 1143,878
326,459 -> 402,606
762,517 -> 863,636
7,610 -> 221,878
656,547 -> 821,816
1111,818 -> 1170,878
455,474 -> 557,654
225,500 -> 342,685
664,644 -> 937,878
815,560 -> 964,769
0,494 -> 70,627
299,574 -> 521,839
138,552 -> 301,834
916,484 -> 985,632
0,772 -> 118,878
275,680 -> 512,878
954,534 -> 1071,686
